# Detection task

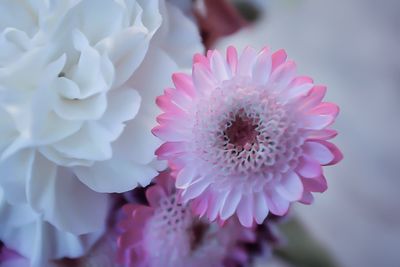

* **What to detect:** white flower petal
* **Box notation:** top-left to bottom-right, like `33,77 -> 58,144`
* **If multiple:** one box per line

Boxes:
0,186 -> 103,266
0,149 -> 34,204
74,159 -> 158,193
26,153 -> 110,234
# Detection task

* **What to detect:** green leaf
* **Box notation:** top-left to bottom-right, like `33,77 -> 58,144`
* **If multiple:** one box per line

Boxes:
274,217 -> 339,267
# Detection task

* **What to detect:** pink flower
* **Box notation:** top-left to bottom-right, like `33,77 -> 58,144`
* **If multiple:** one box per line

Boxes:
0,245 -> 29,267
116,172 -> 255,267
153,46 -> 343,227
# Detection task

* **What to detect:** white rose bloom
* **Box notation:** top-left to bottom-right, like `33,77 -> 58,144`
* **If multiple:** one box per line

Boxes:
0,0 -> 202,264
0,186 -> 102,267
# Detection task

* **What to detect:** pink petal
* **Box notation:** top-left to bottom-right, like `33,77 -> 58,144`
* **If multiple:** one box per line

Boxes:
271,49 -> 287,71
176,167 -> 198,188
152,124 -> 189,142
316,140 -> 343,165
156,94 -> 185,114
252,46 -> 272,85
156,109 -> 191,123
299,191 -> 314,204
157,171 -> 176,195
131,206 -> 154,227
226,45 -> 238,75
192,197 -> 209,217
181,178 -> 210,202
172,73 -> 196,98
298,85 -> 327,111
193,53 -> 210,68
155,142 -> 186,159
193,62 -> 217,93
236,194 -> 254,227
146,184 -> 167,207
290,76 -> 314,86
117,229 -> 142,248
275,171 -> 304,201
270,60 -> 296,88
285,76 -> 314,99
122,203 -> 141,216
220,188 -> 242,220
303,141 -> 335,165
265,189 -> 290,216
296,156 -> 323,178
302,114 -> 334,130
307,129 -> 338,140
253,192 -> 269,224
156,113 -> 192,131
302,175 -> 328,193
163,88 -> 191,111
207,190 -> 228,221
237,46 -> 257,77
210,50 -> 230,82
310,102 -> 339,117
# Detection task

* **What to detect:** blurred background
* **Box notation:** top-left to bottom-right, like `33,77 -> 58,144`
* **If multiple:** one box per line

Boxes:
212,0 -> 400,266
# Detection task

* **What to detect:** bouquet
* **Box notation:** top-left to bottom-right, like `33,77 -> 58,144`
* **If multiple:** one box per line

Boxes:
0,1 -> 342,266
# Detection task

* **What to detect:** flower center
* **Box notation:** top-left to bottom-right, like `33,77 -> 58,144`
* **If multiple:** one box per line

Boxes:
224,112 -> 259,149
156,194 -> 191,235
189,220 -> 209,251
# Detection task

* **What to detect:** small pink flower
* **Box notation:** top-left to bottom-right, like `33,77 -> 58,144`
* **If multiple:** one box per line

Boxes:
116,172 -> 255,267
0,245 -> 29,267
153,46 -> 343,227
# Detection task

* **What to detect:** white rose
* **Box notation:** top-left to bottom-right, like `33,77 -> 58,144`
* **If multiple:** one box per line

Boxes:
0,0 -> 202,263
0,186 -> 102,267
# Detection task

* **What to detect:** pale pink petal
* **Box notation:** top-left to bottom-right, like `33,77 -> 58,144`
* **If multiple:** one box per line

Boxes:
226,46 -> 238,75
192,197 -> 209,217
302,175 -> 328,193
299,191 -> 314,205
220,188 -> 242,220
207,190 -> 228,221
307,129 -> 338,140
275,171 -> 304,201
193,53 -> 210,68
193,62 -> 217,93
152,124 -> 190,142
315,140 -> 343,165
285,76 -> 314,99
296,156 -> 323,178
237,46 -> 257,77
155,141 -> 186,159
252,47 -> 272,85
310,102 -> 339,117
156,94 -> 185,114
176,166 -> 198,188
265,189 -> 290,216
181,178 -> 210,202
253,192 -> 269,224
210,50 -> 230,82
303,141 -> 335,165
164,88 -> 192,111
271,49 -> 287,71
302,114 -> 334,130
236,194 -> 254,227
298,85 -> 327,111
172,73 -> 196,98
269,60 -> 296,88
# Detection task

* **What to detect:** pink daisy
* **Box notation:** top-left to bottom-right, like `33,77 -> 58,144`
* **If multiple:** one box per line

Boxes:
153,46 -> 343,227
116,172 -> 255,267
